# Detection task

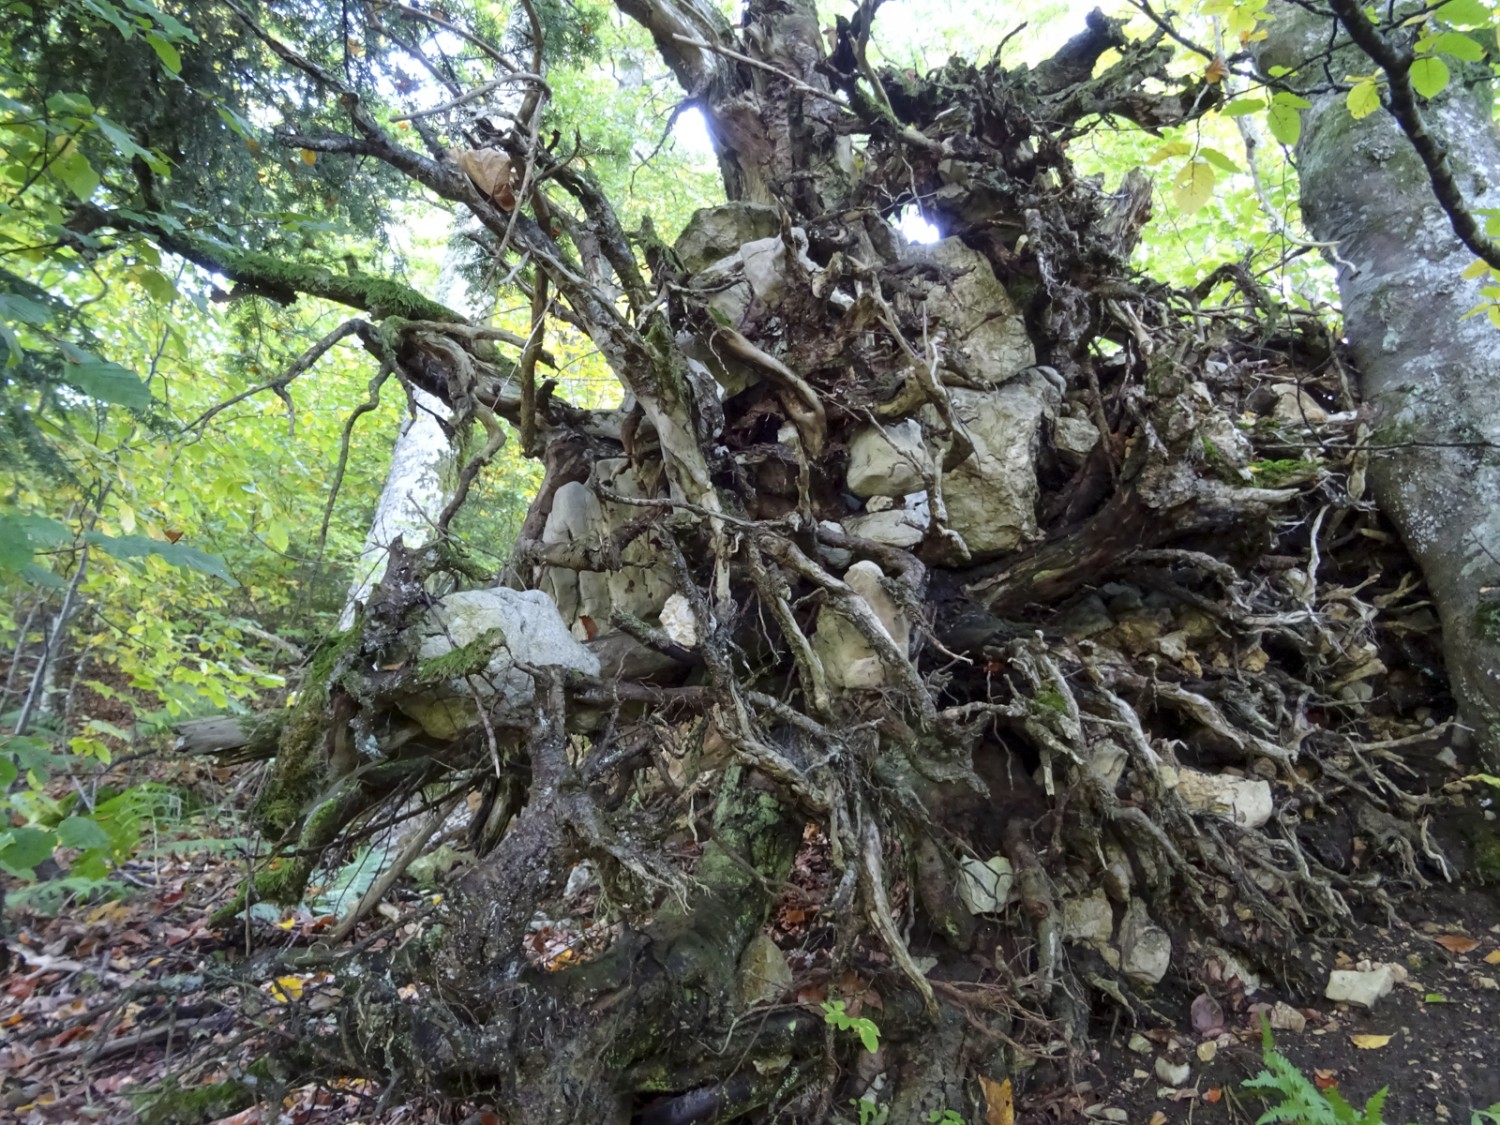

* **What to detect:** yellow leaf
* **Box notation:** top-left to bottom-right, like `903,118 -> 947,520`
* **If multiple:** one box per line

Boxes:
300,148 -> 317,165
979,1076 -> 1013,1125
1349,1033 -> 1393,1049
1462,259 -> 1491,280
1171,159 -> 1216,213
268,975 -> 305,1002
275,915 -> 298,930
1483,949 -> 1500,964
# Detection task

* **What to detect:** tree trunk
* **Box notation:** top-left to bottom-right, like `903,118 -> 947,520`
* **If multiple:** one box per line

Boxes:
1259,4 -> 1500,764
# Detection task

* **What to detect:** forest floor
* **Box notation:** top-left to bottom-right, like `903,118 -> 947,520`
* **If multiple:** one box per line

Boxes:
2,755 -> 1499,1124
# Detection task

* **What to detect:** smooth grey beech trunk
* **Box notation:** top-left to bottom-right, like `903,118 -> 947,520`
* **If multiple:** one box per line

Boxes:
1259,8 -> 1500,762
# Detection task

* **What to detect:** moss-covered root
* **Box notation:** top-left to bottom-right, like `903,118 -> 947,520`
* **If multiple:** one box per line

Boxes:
210,782 -> 370,927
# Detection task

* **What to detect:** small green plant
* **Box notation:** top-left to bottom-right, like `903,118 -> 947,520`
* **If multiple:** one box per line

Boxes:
927,1110 -> 965,1124
821,999 -> 880,1053
847,1096 -> 888,1125
1244,1017 -> 1388,1125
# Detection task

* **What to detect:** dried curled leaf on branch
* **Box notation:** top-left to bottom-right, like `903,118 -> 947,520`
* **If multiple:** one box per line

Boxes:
453,147 -> 516,211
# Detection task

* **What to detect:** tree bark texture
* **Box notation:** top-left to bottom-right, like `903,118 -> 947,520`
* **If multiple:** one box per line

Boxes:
1260,3 -> 1500,762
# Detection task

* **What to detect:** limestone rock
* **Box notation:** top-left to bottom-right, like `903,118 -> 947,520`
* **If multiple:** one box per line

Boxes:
1325,966 -> 1394,1009
1155,1056 -> 1191,1086
845,496 -> 929,548
940,374 -> 1057,556
957,856 -> 1017,915
1268,1001 -> 1306,1033
738,933 -> 793,1007
1119,899 -> 1172,985
659,593 -> 699,648
539,460 -> 674,643
675,202 -> 780,275
1053,412 -> 1100,466
1271,383 -> 1330,427
1171,767 -> 1274,829
912,237 -> 1035,385
398,589 -> 600,739
847,420 -> 933,498
1061,887 -> 1115,947
812,560 -> 910,691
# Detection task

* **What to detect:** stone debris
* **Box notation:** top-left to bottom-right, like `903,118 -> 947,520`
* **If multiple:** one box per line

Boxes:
398,588 -> 600,739
1325,966 -> 1395,1009
1119,899 -> 1172,986
957,856 -> 1017,915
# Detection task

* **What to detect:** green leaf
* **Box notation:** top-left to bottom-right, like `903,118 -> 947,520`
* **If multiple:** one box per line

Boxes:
1267,102 -> 1302,145
1172,160 -> 1217,212
1410,55 -> 1452,98
1199,147 -> 1242,174
145,31 -> 182,74
0,513 -> 71,571
857,1022 -> 879,1053
52,148 -> 100,201
55,348 -> 153,407
86,532 -> 239,585
0,759 -> 16,789
79,0 -> 134,38
0,827 -> 57,876
0,293 -> 55,327
45,92 -> 94,117
1347,80 -> 1381,119
57,816 -> 112,850
136,268 -> 177,304
1271,90 -> 1313,109
1219,97 -> 1265,116
1428,30 -> 1486,60
1435,0 -> 1491,26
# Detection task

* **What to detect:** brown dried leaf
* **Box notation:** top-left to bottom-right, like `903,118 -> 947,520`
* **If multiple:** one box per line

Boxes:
1205,56 -> 1229,84
979,1076 -> 1013,1125
455,147 -> 512,200
1435,933 -> 1480,954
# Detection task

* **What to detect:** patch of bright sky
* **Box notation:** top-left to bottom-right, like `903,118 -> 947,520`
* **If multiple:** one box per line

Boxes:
670,0 -> 1125,242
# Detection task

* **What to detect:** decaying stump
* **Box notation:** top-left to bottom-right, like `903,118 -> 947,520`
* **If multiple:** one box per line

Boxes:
211,2 -> 1470,1119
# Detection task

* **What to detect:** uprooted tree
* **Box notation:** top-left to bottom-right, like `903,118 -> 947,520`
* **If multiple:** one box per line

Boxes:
20,0 -> 1500,1117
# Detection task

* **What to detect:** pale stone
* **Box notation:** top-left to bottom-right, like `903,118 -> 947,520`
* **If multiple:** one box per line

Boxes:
941,374 -> 1058,556
1268,1001 -> 1306,1033
912,237 -> 1035,385
659,593 -> 699,648
845,499 -> 929,548
847,420 -> 933,498
564,861 -> 595,899
1128,1032 -> 1153,1055
738,933 -> 793,1007
812,561 -> 910,692
1172,767 -> 1274,829
1155,1057 -> 1191,1086
958,856 -> 1017,915
1120,899 -> 1172,985
540,481 -> 609,634
1053,413 -> 1099,466
1196,1040 -> 1218,1063
1325,966 -> 1394,1009
1061,887 -> 1115,946
1271,384 -> 1330,427
675,201 -> 780,274
398,589 -> 600,739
